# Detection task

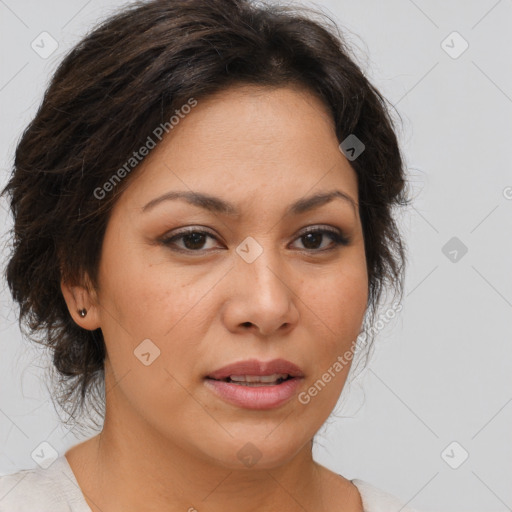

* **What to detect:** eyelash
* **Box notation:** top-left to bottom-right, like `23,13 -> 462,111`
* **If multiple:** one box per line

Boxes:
160,226 -> 350,254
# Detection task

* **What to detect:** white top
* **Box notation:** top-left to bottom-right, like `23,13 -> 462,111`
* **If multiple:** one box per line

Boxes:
0,456 -> 420,511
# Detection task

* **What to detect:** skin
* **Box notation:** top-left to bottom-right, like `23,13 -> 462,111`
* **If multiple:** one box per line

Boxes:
61,84 -> 368,512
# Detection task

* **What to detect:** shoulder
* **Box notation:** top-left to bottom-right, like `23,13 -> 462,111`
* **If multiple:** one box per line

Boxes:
0,456 -> 90,512
351,479 -> 421,512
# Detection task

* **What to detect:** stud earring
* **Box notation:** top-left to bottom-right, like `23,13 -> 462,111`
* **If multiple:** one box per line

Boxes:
78,308 -> 87,318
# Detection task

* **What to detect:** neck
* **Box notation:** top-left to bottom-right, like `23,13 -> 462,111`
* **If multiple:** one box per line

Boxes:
67,407 -> 333,512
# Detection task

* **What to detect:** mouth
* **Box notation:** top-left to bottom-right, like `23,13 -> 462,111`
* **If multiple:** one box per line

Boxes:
204,359 -> 304,410
206,373 -> 294,386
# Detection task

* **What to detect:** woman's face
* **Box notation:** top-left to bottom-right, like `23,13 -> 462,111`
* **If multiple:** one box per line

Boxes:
87,84 -> 368,469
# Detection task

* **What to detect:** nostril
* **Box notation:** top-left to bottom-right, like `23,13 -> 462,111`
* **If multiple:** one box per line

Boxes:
241,322 -> 252,328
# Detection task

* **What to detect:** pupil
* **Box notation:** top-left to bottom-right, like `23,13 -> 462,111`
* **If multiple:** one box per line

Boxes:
184,232 -> 206,250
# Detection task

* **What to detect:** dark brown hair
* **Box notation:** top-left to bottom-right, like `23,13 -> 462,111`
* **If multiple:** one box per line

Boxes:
1,0 -> 410,431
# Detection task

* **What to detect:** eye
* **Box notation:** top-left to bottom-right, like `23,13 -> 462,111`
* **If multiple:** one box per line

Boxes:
160,225 -> 350,254
161,228 -> 222,252
290,226 -> 350,252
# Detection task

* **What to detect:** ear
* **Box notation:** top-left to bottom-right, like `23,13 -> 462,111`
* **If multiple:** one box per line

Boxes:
60,275 -> 101,331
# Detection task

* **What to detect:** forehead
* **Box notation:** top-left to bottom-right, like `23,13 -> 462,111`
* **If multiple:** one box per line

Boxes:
117,84 -> 359,213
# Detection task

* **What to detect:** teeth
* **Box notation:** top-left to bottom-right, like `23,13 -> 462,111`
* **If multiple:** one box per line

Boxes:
232,382 -> 280,386
229,373 -> 289,383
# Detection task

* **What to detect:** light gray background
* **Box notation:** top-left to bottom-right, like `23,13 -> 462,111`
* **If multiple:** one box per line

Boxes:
0,1 -> 511,511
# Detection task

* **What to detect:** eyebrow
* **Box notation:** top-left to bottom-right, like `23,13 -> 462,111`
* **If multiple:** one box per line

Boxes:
142,189 -> 357,217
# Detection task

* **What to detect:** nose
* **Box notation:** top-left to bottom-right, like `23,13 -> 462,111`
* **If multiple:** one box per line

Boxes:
221,247 -> 300,337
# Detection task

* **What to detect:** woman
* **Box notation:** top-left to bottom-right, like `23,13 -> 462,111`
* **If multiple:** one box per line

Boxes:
0,0 -> 416,510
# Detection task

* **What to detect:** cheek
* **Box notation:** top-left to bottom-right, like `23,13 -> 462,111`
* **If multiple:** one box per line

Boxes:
97,252 -> 217,391
305,261 -> 368,338
98,245 -> 211,338
97,266 -> 203,416
299,255 -> 368,401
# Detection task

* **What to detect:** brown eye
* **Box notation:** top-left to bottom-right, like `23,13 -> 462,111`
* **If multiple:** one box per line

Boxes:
291,227 -> 350,252
161,228 -> 221,252
301,232 -> 324,249
181,232 -> 208,250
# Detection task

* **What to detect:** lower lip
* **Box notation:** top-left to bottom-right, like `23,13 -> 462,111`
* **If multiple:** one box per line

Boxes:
204,377 -> 302,410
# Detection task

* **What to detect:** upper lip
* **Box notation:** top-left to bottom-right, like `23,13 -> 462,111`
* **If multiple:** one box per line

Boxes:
206,358 -> 305,380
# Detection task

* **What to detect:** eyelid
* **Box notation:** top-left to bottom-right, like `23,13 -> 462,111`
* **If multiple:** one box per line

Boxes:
164,226 -> 218,239
297,224 -> 346,238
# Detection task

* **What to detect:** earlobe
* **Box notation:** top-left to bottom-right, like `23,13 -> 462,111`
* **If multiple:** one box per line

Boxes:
60,279 -> 101,330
